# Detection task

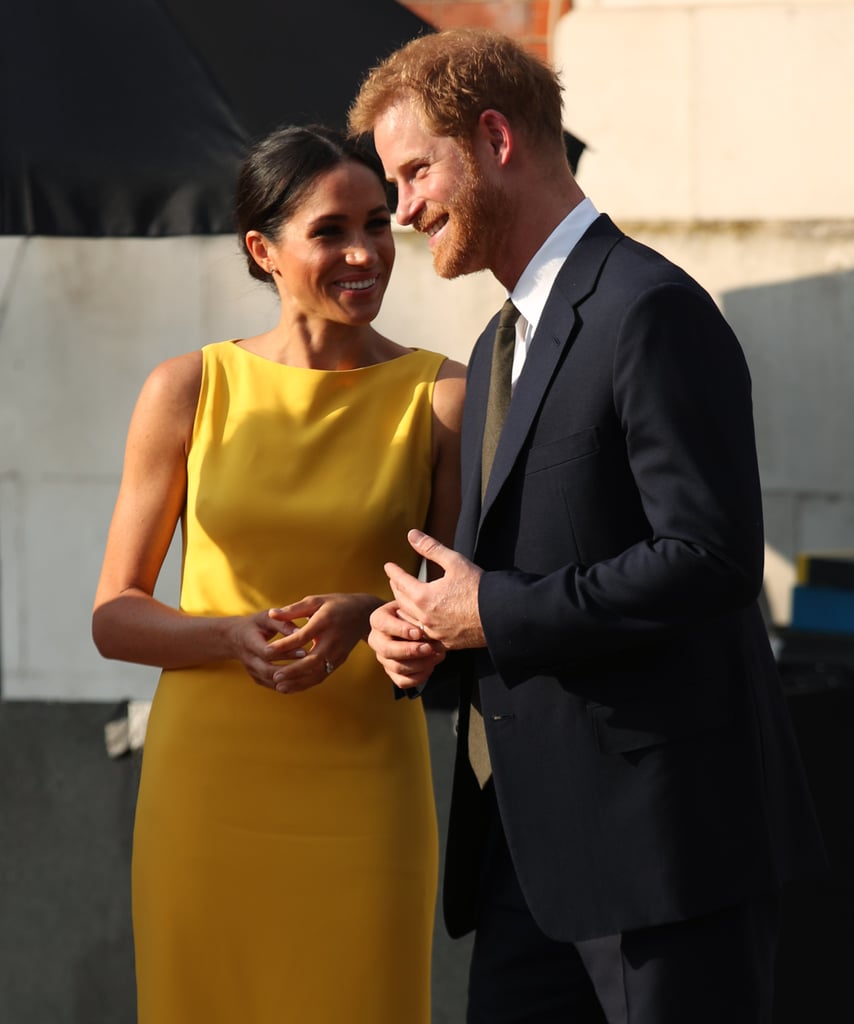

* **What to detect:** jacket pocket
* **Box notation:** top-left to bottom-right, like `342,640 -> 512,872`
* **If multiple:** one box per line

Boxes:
525,427 -> 599,474
588,685 -> 733,754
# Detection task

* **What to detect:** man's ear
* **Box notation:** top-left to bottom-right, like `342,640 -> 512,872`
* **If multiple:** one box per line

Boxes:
477,109 -> 513,166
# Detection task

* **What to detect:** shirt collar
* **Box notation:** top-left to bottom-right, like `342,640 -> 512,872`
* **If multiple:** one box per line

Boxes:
509,197 -> 599,335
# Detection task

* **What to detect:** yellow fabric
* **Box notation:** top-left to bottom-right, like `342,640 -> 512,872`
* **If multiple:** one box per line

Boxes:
133,341 -> 444,1024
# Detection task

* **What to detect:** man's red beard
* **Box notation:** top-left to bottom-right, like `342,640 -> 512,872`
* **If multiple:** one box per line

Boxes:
421,155 -> 509,280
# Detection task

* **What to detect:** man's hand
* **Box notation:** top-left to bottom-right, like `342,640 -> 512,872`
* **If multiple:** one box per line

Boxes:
368,601 -> 446,690
386,529 -> 486,650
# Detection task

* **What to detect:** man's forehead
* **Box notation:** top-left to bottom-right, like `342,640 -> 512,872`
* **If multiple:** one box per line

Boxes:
375,102 -> 460,164
374,105 -> 431,163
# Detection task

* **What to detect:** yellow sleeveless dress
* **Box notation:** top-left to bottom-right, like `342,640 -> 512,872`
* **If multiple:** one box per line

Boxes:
132,341 -> 443,1024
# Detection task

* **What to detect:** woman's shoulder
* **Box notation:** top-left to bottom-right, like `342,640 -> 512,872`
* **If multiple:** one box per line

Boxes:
138,349 -> 203,421
404,350 -> 465,396
435,356 -> 466,382
367,334 -> 465,398
393,344 -> 464,377
430,356 -> 466,428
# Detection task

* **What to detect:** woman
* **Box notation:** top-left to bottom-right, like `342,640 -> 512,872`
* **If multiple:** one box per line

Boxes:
92,125 -> 465,1023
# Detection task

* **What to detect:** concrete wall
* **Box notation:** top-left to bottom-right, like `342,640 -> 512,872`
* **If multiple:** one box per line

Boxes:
558,1 -> 854,221
555,0 -> 854,624
0,231 -> 501,702
5,3 -> 853,704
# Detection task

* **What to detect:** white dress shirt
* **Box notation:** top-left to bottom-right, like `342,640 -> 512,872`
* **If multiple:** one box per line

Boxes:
508,197 -> 600,391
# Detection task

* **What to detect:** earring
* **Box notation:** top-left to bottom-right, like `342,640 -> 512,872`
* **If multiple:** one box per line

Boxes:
268,266 -> 277,276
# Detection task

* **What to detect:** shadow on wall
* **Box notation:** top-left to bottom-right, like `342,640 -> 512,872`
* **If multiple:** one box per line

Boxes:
723,272 -> 854,1024
722,269 -> 854,625
0,702 -> 139,1024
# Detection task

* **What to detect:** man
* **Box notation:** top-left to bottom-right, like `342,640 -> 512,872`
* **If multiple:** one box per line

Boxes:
349,29 -> 824,1024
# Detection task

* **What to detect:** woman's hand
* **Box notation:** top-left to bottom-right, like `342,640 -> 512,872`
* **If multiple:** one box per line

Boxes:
220,609 -> 306,690
257,593 -> 383,694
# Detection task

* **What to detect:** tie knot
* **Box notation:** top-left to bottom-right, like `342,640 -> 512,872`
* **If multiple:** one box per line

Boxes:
498,299 -> 520,332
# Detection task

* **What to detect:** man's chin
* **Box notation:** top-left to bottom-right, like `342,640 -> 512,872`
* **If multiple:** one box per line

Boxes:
434,262 -> 463,281
432,249 -> 483,280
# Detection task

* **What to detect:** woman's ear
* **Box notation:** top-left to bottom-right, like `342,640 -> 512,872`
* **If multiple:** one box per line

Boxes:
245,230 -> 275,276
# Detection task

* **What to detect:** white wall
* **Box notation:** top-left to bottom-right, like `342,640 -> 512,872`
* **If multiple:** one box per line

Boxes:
554,1 -> 854,623
556,0 -> 854,221
0,231 -> 501,700
4,0 -> 853,698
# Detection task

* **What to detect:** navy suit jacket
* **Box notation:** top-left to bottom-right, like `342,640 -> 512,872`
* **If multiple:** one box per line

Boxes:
442,214 -> 825,942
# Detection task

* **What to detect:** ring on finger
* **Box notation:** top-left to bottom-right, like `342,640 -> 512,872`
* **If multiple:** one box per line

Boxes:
324,660 -> 334,676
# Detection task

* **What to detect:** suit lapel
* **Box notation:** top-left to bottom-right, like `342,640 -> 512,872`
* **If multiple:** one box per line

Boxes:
475,215 -> 624,531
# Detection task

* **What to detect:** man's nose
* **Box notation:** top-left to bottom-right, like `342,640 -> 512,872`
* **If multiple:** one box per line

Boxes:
395,182 -> 418,226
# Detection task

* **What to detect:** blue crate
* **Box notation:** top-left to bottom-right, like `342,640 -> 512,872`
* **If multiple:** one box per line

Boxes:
791,584 -> 854,635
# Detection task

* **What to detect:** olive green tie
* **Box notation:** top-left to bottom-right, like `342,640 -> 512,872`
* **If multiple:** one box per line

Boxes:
470,299 -> 520,788
480,299 -> 521,498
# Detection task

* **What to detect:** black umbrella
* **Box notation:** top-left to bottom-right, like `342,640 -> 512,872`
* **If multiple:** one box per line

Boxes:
1,0 -> 433,236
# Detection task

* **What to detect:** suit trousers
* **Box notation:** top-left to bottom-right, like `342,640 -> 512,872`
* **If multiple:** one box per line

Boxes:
467,784 -> 780,1024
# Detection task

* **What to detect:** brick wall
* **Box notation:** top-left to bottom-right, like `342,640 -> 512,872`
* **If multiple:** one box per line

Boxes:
399,1 -> 571,58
